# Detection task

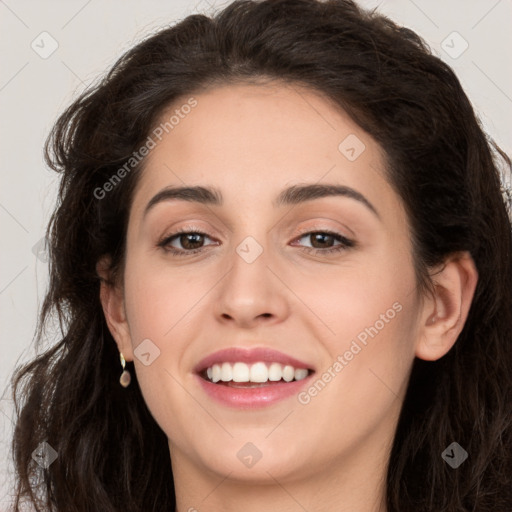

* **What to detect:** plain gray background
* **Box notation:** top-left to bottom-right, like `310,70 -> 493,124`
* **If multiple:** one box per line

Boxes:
1,0 -> 511,508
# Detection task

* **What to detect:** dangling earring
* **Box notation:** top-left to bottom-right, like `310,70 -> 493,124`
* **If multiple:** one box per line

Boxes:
119,352 -> 131,388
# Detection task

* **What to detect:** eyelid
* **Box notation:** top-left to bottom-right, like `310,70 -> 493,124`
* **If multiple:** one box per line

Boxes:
157,224 -> 213,245
158,221 -> 353,244
292,223 -> 352,239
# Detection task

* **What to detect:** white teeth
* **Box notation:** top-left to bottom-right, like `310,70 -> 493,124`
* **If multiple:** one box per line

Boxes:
294,368 -> 309,381
204,361 -> 310,383
268,362 -> 282,381
249,362 -> 268,383
232,362 -> 250,382
282,365 -> 295,382
220,362 -> 233,382
212,364 -> 222,383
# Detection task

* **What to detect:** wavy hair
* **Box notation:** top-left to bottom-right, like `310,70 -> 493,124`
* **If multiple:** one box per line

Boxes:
10,0 -> 512,510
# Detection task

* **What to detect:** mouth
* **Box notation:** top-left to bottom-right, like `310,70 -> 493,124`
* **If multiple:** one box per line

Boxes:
199,361 -> 313,387
193,347 -> 316,408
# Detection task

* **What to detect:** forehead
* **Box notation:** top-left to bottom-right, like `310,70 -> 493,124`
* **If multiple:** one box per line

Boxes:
129,82 -> 402,227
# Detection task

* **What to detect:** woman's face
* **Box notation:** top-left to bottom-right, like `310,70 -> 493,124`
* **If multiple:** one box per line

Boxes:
116,82 -> 427,485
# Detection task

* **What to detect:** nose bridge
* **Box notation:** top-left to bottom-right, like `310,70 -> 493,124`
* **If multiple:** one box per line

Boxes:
235,233 -> 266,265
213,227 -> 289,326
226,231 -> 271,299
223,204 -> 272,267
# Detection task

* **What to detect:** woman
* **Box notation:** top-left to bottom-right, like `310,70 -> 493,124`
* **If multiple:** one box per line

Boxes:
10,0 -> 512,510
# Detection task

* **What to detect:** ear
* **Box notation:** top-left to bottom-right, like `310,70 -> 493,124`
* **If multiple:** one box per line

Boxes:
415,251 -> 478,361
96,256 -> 134,361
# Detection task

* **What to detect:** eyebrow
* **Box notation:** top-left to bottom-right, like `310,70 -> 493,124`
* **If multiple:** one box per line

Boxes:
143,183 -> 380,219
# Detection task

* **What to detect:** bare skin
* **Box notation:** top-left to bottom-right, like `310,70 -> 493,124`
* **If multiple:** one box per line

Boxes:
98,82 -> 477,512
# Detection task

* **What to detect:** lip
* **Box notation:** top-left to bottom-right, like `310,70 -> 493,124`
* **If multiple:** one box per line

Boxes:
193,347 -> 315,409
195,373 -> 315,409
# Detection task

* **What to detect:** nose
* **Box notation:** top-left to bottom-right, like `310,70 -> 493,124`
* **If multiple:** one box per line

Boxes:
214,239 -> 291,329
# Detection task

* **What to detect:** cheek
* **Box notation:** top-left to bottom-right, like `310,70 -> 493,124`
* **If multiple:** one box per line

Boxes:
292,255 -> 414,347
121,259 -> 204,439
122,256 -> 203,341
325,272 -> 418,407
295,279 -> 419,447
300,242 -> 419,395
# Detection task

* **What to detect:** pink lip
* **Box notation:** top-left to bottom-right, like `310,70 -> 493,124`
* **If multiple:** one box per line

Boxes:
193,347 -> 315,409
195,374 -> 315,409
194,347 -> 314,374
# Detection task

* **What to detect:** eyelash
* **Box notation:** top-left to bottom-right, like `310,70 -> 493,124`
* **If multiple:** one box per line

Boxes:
157,226 -> 355,257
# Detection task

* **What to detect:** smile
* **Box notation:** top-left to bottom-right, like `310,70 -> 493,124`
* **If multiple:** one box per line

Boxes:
203,362 -> 310,384
194,347 -> 316,408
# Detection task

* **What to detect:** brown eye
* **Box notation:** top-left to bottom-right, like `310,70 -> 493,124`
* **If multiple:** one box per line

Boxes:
292,230 -> 355,255
304,232 -> 337,249
157,229 -> 216,256
157,228 -> 354,258
174,232 -> 205,250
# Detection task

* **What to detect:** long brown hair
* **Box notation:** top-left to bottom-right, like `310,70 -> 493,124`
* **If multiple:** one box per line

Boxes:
11,0 -> 512,510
